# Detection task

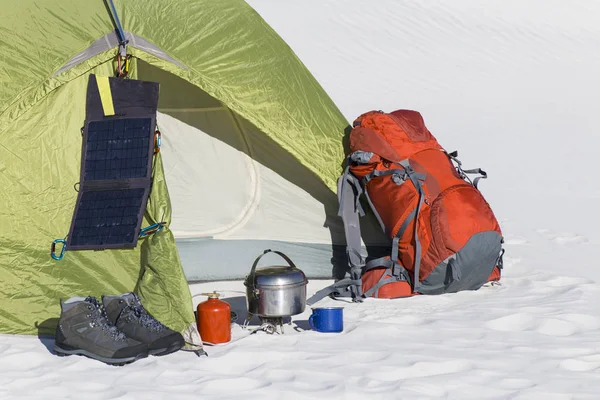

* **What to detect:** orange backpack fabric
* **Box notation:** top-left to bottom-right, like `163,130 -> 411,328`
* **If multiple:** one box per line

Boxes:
344,109 -> 505,299
306,109 -> 504,305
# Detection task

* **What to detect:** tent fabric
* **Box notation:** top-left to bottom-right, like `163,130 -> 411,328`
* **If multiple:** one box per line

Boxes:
1,0 -> 349,190
0,59 -> 197,342
145,62 -> 342,243
0,0 -> 350,336
0,61 -> 152,335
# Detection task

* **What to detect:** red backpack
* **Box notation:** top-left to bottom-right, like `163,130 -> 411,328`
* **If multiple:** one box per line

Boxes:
308,110 -> 504,304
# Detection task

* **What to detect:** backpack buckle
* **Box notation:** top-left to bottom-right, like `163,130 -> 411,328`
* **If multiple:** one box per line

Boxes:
391,173 -> 406,185
391,261 -> 404,279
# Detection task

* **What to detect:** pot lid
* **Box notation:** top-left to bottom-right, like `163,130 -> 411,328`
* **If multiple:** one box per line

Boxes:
246,265 -> 307,288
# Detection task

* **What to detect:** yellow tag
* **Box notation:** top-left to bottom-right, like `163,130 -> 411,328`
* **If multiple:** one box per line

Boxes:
96,76 -> 115,116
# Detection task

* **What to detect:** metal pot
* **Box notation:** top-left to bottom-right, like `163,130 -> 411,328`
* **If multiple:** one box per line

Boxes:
244,249 -> 308,318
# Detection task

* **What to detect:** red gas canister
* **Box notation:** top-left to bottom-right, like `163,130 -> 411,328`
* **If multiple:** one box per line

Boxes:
196,292 -> 231,345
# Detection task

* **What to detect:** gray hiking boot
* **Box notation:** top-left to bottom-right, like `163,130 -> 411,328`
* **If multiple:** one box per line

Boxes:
102,292 -> 185,356
53,296 -> 149,365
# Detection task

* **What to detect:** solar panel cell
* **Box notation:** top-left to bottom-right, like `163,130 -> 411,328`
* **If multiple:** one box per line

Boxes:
84,117 -> 152,181
69,188 -> 147,248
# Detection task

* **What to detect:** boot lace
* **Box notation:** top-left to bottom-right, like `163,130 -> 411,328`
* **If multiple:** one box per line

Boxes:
84,296 -> 128,341
124,294 -> 167,333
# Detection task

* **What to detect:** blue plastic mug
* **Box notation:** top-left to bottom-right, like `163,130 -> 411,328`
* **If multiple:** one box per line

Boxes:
309,307 -> 344,333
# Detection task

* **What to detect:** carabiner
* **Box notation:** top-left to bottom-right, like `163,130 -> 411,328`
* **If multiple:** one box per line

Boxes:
116,53 -> 131,78
154,130 -> 162,154
51,239 -> 67,261
123,54 -> 131,75
139,222 -> 166,238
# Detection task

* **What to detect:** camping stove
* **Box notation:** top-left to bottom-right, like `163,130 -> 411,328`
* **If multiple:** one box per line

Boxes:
242,250 -> 308,335
243,315 -> 291,335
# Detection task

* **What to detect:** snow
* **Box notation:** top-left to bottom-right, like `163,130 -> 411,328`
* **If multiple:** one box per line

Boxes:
3,276 -> 600,399
3,0 -> 600,398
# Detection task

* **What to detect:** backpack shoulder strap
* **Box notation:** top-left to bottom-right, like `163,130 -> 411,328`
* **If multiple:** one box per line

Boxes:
399,159 -> 426,293
307,162 -> 365,305
306,156 -> 428,304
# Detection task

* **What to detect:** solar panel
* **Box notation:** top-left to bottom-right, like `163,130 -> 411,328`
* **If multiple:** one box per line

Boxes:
68,188 -> 149,249
59,75 -> 160,254
84,118 -> 153,181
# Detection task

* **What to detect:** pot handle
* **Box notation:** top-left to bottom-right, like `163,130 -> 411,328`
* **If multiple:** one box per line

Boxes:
249,249 -> 298,289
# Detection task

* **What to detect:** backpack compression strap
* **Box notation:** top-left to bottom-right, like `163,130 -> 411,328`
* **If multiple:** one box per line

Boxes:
306,158 -> 427,304
307,165 -> 365,305
400,160 -> 426,293
361,159 -> 426,294
446,151 -> 487,189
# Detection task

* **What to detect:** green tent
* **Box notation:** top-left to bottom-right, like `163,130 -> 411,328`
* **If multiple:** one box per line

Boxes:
0,0 -> 349,344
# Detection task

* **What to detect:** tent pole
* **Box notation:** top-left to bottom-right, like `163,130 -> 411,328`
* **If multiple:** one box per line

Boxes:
106,0 -> 127,44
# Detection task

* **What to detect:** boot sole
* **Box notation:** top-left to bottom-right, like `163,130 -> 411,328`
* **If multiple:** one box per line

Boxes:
53,344 -> 148,366
150,338 -> 186,357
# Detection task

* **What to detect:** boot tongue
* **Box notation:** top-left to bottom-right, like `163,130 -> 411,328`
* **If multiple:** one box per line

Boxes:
121,292 -> 142,307
84,296 -> 127,341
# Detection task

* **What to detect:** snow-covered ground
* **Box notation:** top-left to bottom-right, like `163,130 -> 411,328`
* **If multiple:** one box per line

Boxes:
2,0 -> 600,398
3,276 -> 600,399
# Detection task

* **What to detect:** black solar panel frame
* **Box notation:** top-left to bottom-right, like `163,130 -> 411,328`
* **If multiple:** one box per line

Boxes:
64,75 -> 160,251
66,115 -> 156,251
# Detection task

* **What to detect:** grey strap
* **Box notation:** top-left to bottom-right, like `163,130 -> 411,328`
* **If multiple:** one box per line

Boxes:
398,160 -> 427,182
320,157 -> 429,302
404,165 -> 426,293
362,189 -> 387,234
364,276 -> 398,297
363,168 -> 426,186
365,255 -> 409,281
363,257 -> 410,297
363,169 -> 408,185
461,168 -> 487,189
337,171 -> 365,272
364,257 -> 393,272
360,159 -> 426,294
337,166 -> 365,219
306,278 -> 362,305
361,163 -> 425,236
383,160 -> 425,293
334,164 -> 366,301
391,209 -> 417,264
446,151 -> 487,189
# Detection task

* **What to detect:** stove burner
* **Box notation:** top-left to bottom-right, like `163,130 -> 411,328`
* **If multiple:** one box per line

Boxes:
242,314 -> 292,335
